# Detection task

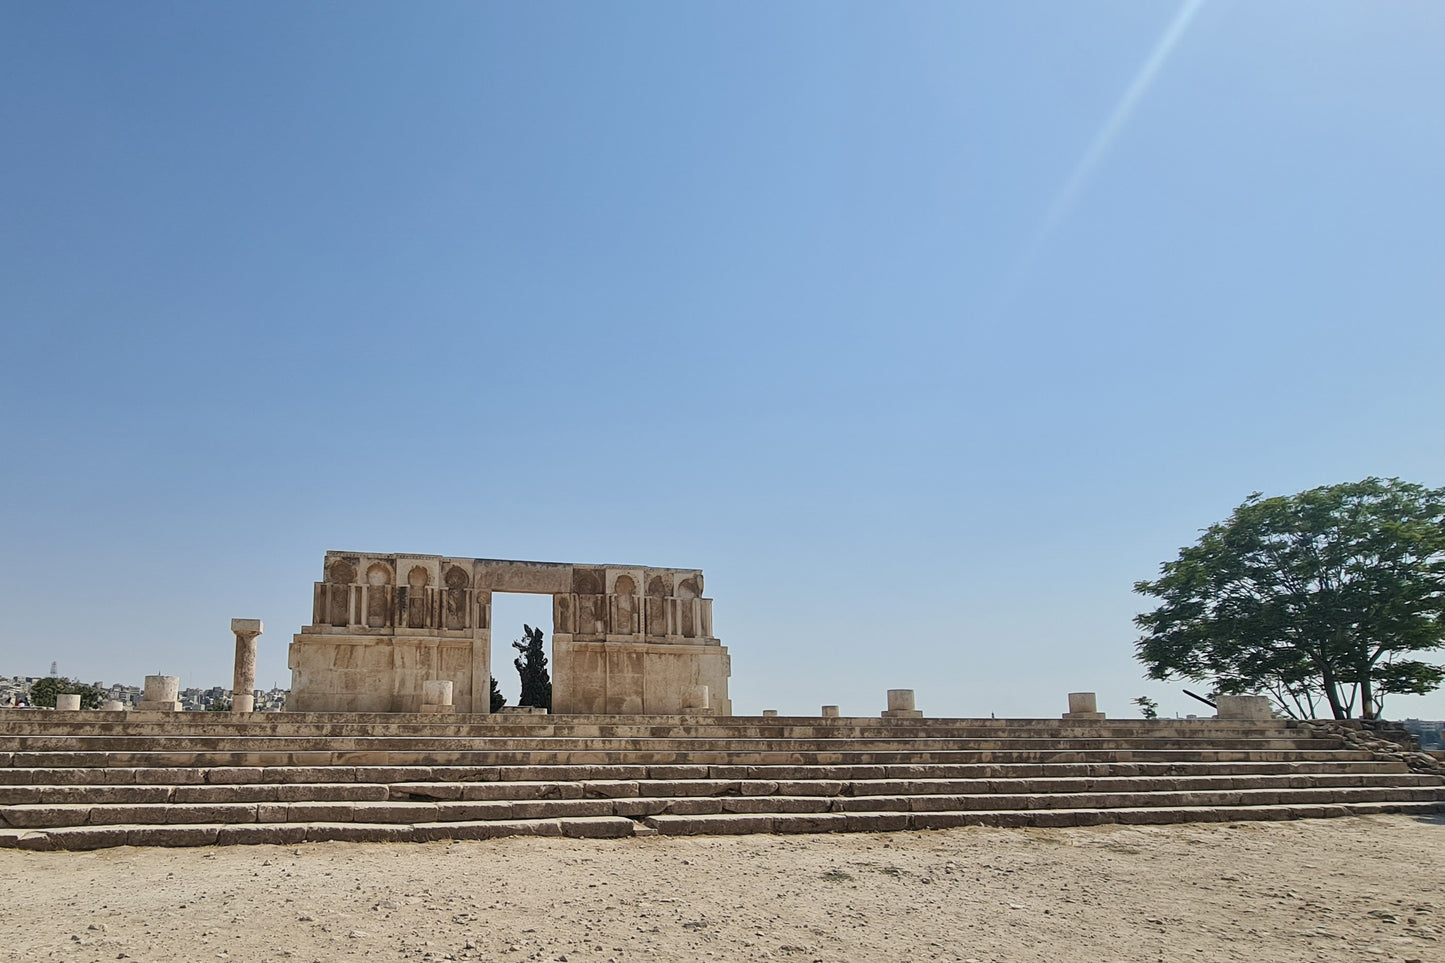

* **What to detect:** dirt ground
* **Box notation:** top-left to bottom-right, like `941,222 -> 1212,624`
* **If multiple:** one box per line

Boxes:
0,814 -> 1440,963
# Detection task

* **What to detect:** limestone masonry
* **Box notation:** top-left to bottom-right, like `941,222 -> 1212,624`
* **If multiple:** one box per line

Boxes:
289,552 -> 731,715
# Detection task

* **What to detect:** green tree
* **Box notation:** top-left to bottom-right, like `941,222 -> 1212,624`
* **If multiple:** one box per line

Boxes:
1134,478 -> 1445,720
490,676 -> 506,713
29,676 -> 106,709
1132,696 -> 1159,720
512,623 -> 552,710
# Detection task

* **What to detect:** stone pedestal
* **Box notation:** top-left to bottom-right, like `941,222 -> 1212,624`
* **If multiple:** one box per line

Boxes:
882,689 -> 923,719
231,619 -> 263,714
1216,695 -> 1272,721
1063,691 -> 1105,720
821,705 -> 840,718
681,685 -> 710,712
55,694 -> 81,711
102,700 -> 126,712
137,675 -> 181,712
761,709 -> 779,718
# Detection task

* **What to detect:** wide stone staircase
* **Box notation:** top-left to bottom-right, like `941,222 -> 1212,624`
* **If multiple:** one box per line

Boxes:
0,712 -> 1441,850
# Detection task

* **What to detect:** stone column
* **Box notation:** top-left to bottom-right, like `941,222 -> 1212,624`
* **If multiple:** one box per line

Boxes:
55,694 -> 81,711
230,619 -> 263,714
821,705 -> 840,718
882,689 -> 923,718
138,675 -> 181,712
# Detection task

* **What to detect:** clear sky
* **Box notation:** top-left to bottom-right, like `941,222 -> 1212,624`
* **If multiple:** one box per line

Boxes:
3,2 -> 1443,719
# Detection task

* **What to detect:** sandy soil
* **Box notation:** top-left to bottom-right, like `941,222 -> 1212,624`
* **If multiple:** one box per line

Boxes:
0,814 -> 1440,963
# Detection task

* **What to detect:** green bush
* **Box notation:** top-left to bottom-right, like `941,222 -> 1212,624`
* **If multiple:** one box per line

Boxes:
29,676 -> 106,709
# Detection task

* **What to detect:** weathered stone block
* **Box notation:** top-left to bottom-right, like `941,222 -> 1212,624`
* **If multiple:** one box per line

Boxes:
1216,695 -> 1273,721
217,824 -> 307,846
303,823 -> 414,843
126,825 -> 221,847
559,816 -> 636,838
48,826 -> 131,850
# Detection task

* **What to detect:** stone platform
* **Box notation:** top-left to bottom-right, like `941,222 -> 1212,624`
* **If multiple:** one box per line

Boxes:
0,712 -> 1441,850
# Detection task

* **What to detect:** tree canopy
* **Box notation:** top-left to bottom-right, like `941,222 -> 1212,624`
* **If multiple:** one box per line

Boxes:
1134,478 -> 1445,719
512,623 -> 552,710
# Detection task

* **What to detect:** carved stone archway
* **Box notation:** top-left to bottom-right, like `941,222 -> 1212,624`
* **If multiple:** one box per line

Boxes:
289,552 -> 730,714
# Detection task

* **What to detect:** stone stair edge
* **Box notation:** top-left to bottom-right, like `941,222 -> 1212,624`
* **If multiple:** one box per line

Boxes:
0,749 -> 1381,770
2,771 -> 1437,807
0,710 -> 1297,726
6,784 -> 1442,831
5,800 -> 1443,851
0,738 -> 1332,754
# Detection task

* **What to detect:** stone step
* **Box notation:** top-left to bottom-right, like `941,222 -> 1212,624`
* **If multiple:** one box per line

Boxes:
6,708 -> 1423,849
0,757 -> 1409,787
1,771 -> 1434,806
0,708 -> 1296,726
0,815 -> 642,850
0,747 -> 1376,769
0,717 -> 1300,740
641,800 -> 1445,835
5,784 -> 1441,832
5,797 -> 1444,851
0,734 -> 1332,754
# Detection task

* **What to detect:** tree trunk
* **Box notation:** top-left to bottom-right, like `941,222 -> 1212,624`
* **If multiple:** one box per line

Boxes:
1359,672 -> 1376,720
1320,662 -> 1348,719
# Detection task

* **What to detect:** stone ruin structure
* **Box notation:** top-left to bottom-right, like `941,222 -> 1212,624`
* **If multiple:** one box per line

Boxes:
289,552 -> 731,715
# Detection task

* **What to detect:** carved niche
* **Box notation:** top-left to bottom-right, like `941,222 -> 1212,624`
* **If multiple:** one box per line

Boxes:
365,562 -> 393,627
612,574 -> 637,636
325,559 -> 357,626
573,568 -> 604,637
405,565 -> 431,628
677,576 -> 700,637
645,574 -> 669,637
443,565 -> 470,630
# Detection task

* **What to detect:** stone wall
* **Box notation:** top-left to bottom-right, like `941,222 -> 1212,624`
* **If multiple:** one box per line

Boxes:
288,553 -> 731,715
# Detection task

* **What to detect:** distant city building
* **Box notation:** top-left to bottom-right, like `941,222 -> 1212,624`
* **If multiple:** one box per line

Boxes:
1402,719 -> 1444,750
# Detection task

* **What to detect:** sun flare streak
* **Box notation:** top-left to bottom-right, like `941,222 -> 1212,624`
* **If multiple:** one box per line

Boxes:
998,0 -> 1207,308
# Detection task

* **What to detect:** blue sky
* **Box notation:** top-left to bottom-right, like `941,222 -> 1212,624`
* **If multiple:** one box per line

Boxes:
2,2 -> 1443,718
